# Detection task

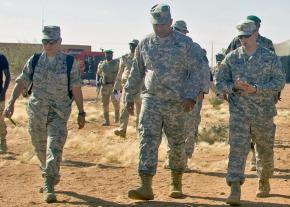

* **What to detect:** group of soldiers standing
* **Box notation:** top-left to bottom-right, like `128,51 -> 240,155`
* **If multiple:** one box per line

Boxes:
0,2 -> 286,206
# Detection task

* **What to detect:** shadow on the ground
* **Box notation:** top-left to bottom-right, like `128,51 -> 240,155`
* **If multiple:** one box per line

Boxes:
60,160 -> 125,170
61,159 -> 96,168
57,190 -> 125,206
56,191 -> 290,207
187,194 -> 290,207
189,169 -> 290,180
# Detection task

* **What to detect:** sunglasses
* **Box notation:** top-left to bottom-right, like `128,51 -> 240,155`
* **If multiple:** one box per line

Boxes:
42,39 -> 58,45
238,34 -> 252,39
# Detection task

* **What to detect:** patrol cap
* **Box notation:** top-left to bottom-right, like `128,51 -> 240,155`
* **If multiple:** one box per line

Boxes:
42,26 -> 61,40
236,20 -> 257,36
150,4 -> 171,24
129,39 -> 139,45
104,49 -> 113,54
215,53 -> 225,62
173,20 -> 189,33
246,15 -> 261,24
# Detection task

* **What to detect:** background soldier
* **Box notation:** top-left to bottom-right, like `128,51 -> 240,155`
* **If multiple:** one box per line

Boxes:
96,50 -> 120,126
215,20 -> 285,205
125,4 -> 207,200
113,39 -> 141,137
210,53 -> 226,100
225,15 -> 276,172
3,26 -> 85,203
163,20 -> 210,171
0,53 -> 10,154
172,20 -> 189,34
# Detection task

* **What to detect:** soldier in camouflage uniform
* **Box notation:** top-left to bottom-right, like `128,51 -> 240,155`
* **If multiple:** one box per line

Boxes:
225,15 -> 276,172
215,20 -> 285,205
96,50 -> 120,126
3,26 -> 86,203
0,53 -> 10,154
125,4 -> 208,200
113,39 -> 141,137
210,53 -> 226,100
163,21 -> 210,172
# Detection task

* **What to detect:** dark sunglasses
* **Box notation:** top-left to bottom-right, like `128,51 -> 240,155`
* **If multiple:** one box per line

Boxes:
42,39 -> 58,45
238,34 -> 252,39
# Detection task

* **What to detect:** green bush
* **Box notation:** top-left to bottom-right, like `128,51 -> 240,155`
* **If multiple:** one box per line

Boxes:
209,97 -> 224,110
198,124 -> 228,144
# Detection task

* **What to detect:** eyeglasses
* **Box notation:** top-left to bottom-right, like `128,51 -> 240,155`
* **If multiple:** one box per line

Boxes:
238,34 -> 252,39
42,39 -> 58,45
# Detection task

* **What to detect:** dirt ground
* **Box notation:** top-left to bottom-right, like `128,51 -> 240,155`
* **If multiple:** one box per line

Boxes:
1,84 -> 290,207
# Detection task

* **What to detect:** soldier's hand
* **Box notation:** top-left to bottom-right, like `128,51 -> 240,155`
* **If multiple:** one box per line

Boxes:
243,84 -> 256,94
126,102 -> 134,115
234,79 -> 249,91
77,112 -> 86,129
3,103 -> 14,118
183,100 -> 195,112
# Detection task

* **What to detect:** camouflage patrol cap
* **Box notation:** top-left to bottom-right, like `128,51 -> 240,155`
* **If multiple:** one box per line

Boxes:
150,4 -> 171,24
42,26 -> 61,40
129,39 -> 139,45
173,20 -> 189,33
246,15 -> 261,24
215,53 -> 225,62
104,49 -> 113,54
236,20 -> 257,36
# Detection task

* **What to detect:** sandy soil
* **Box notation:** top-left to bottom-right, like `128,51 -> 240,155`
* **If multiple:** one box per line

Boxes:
1,84 -> 290,207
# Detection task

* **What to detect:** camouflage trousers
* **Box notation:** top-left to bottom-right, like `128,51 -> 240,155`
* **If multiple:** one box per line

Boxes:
28,107 -> 69,179
138,97 -> 187,175
227,114 -> 275,185
184,99 -> 203,158
101,84 -> 120,115
118,90 -> 141,132
0,101 -> 7,141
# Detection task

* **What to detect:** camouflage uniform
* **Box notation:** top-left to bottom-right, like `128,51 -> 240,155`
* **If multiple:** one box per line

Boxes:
124,30 -> 206,175
215,45 -> 285,185
225,21 -> 276,172
16,51 -> 82,179
184,99 -> 202,158
114,53 -> 141,133
184,52 -> 210,159
97,59 -> 120,124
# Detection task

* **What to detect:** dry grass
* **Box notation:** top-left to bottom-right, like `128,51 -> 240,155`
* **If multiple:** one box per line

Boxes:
7,89 -> 290,170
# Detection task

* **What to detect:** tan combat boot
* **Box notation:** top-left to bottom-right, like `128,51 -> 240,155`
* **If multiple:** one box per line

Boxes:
43,176 -> 57,203
169,172 -> 184,198
0,138 -> 7,154
256,179 -> 270,198
226,181 -> 241,206
128,174 -> 154,200
114,128 -> 126,138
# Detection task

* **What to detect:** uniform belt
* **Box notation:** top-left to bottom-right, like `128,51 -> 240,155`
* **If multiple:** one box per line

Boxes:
104,82 -> 114,85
